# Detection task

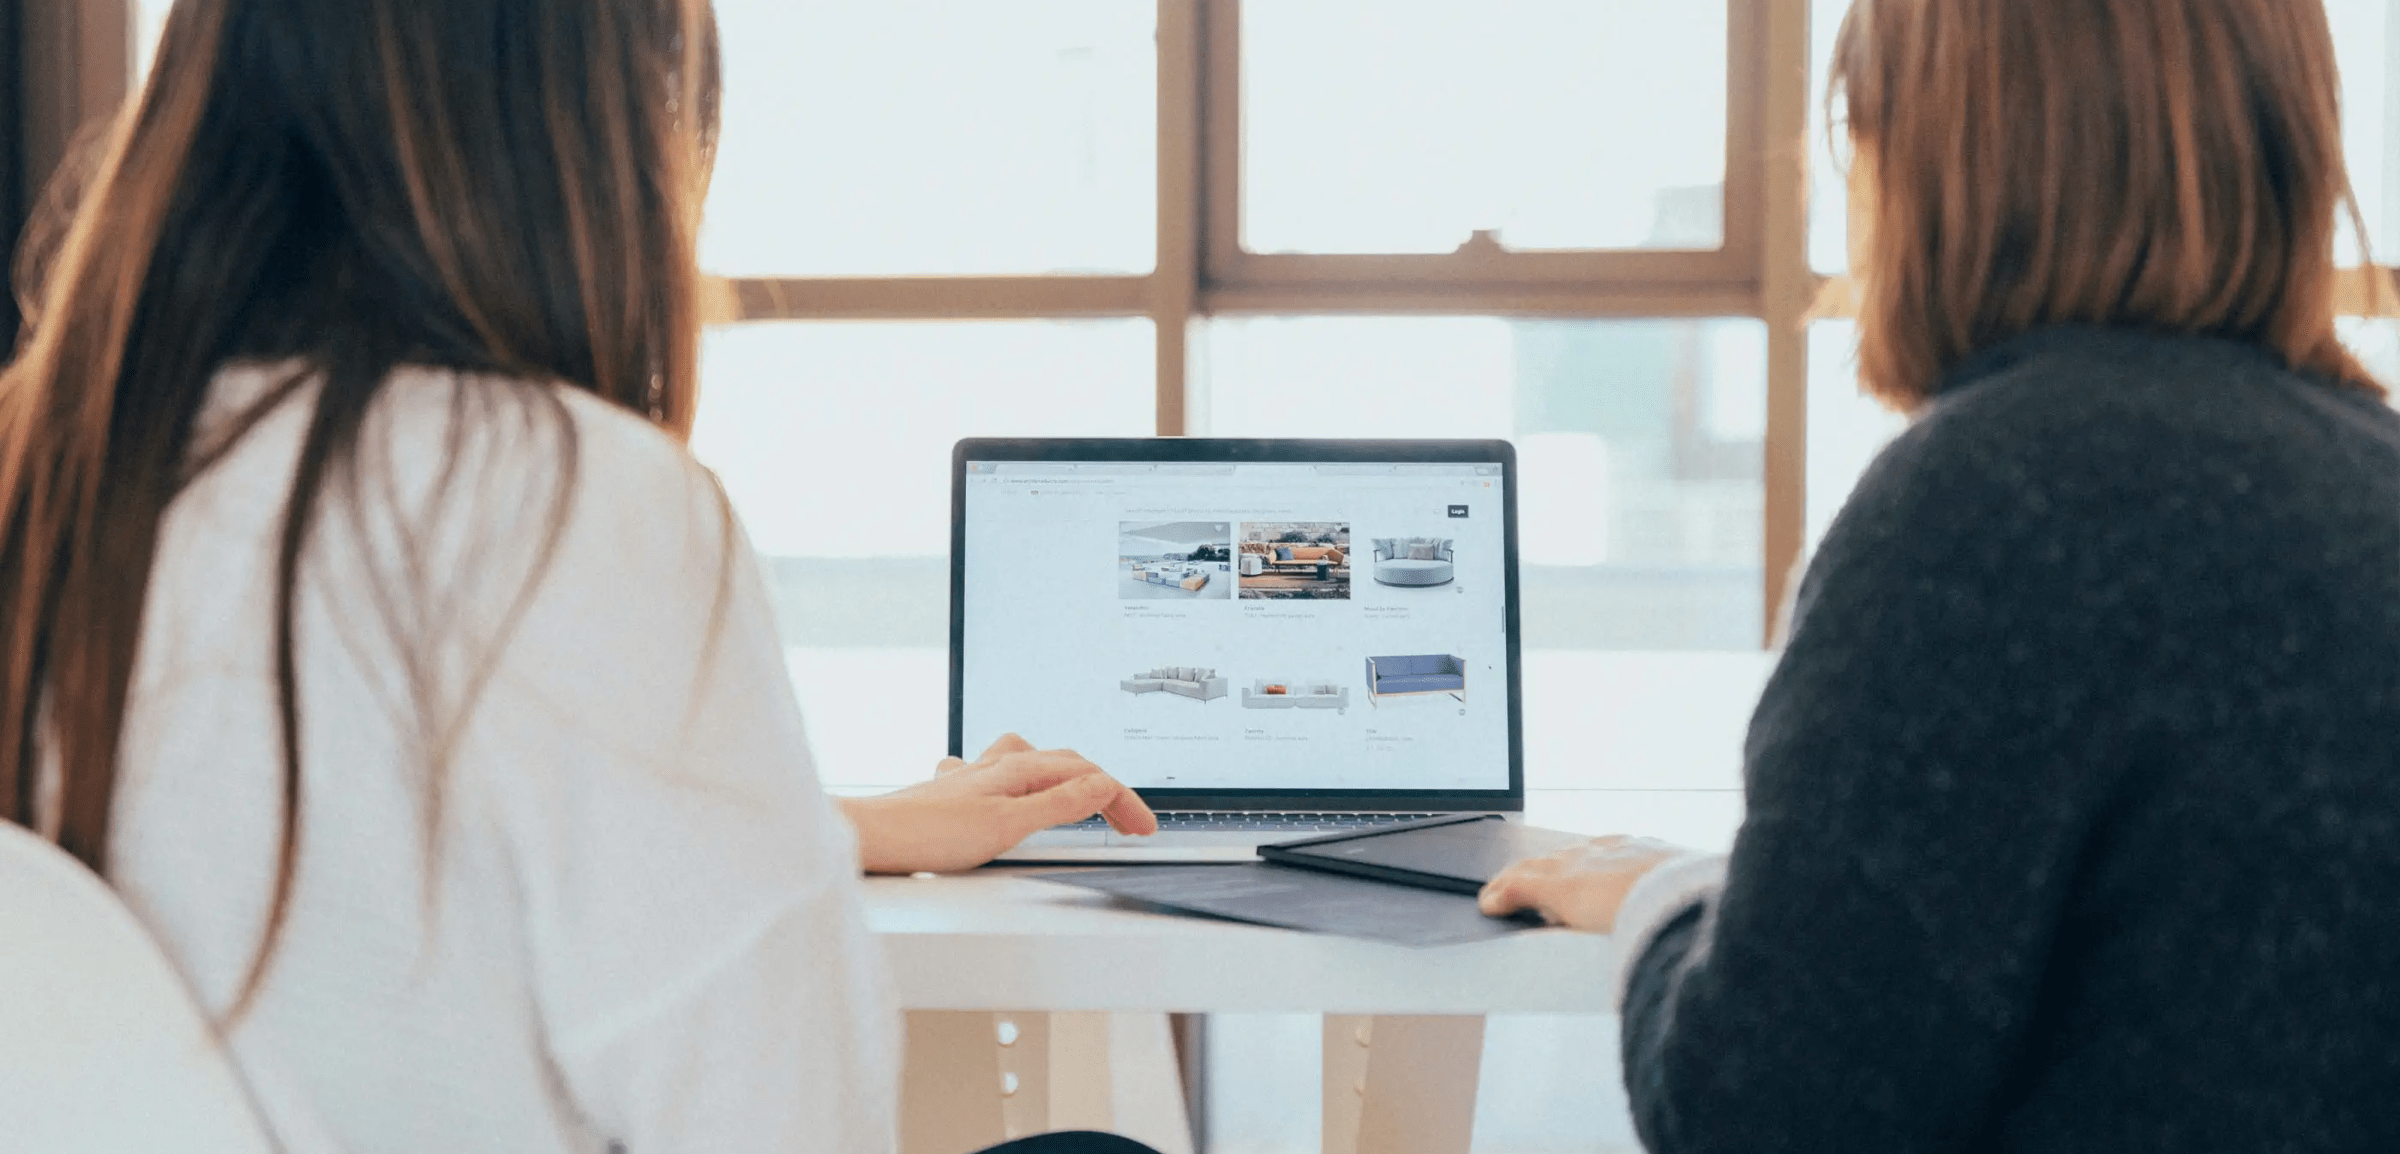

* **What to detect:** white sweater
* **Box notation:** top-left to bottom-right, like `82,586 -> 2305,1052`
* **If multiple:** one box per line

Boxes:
101,365 -> 898,1153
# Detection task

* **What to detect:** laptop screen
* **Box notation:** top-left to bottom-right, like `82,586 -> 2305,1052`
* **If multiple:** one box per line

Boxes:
957,455 -> 1513,794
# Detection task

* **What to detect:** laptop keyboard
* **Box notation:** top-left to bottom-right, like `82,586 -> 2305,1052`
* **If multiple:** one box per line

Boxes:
1058,812 -> 1439,833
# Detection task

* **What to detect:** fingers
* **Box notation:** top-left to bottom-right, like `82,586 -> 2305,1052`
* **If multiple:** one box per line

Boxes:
990,751 -> 1154,835
938,733 -> 1035,777
982,748 -> 1106,795
1478,872 -> 1526,916
967,744 -> 1156,837
1478,837 -> 1681,933
1478,857 -> 1563,921
1100,781 -> 1159,836
1009,771 -> 1124,841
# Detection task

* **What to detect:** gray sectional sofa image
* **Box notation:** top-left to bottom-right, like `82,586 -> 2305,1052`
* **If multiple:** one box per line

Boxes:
1240,679 -> 1350,715
1364,654 -> 1466,706
1121,666 -> 1229,702
1372,537 -> 1455,587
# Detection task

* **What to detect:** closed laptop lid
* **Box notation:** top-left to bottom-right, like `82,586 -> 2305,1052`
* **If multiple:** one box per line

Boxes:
951,438 -> 1523,812
1260,814 -> 1591,892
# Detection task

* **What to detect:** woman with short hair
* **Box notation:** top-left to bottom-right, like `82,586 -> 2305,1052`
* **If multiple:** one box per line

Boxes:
1485,1 -> 2400,1149
0,1 -> 1153,1150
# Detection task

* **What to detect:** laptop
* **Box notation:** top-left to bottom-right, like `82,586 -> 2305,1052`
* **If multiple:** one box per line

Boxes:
952,438 -> 1524,862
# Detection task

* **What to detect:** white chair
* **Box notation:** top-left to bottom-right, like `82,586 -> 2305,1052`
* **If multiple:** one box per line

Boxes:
0,822 -> 275,1154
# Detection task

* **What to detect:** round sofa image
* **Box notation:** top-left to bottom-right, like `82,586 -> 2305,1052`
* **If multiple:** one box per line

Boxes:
1372,537 -> 1455,587
1121,666 -> 1229,702
1240,679 -> 1350,715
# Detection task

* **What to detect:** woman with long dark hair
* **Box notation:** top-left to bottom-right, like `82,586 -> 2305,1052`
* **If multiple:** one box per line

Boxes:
0,1 -> 1153,1149
1485,0 -> 2400,1149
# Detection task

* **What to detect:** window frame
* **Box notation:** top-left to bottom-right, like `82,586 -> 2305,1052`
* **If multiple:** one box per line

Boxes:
1199,0 -> 1770,297
717,0 -> 1817,645
109,3 -> 2400,644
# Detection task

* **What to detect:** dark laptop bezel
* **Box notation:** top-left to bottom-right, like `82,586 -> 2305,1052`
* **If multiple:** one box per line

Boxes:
950,437 -> 1523,814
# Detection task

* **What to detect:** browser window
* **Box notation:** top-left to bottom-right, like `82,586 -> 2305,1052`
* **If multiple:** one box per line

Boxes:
960,461 -> 1511,791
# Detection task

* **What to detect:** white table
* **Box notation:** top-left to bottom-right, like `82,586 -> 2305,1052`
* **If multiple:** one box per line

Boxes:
870,871 -> 1623,1154
831,651 -> 1770,1151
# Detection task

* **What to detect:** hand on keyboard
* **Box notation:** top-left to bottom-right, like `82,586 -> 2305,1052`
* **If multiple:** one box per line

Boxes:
841,734 -> 1159,872
1060,812 -> 1437,833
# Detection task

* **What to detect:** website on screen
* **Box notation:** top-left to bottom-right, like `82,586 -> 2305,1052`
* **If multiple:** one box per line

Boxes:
960,461 -> 1512,792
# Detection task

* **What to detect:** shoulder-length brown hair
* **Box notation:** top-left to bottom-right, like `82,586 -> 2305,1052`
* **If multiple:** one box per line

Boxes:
0,0 -> 719,1017
1832,0 -> 2380,408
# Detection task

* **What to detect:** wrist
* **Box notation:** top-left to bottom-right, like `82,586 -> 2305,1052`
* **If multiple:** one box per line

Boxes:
835,795 -> 901,875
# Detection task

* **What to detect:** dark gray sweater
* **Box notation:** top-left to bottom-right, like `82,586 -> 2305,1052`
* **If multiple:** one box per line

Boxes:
1623,326 -> 2400,1153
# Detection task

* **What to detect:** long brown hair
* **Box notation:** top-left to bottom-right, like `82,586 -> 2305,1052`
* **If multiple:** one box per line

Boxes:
0,0 -> 721,1015
1831,0 -> 2379,408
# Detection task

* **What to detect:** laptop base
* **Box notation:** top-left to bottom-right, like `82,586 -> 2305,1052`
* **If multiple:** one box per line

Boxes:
993,813 -> 1511,864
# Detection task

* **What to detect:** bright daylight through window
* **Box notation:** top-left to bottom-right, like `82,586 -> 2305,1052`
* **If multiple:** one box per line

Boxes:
1240,0 -> 1727,254
655,1 -> 1787,843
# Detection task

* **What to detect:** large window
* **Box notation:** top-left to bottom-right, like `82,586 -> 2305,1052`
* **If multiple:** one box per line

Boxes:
123,0 -> 2400,647
1238,0 -> 1729,255
115,0 -> 2400,823
695,0 -> 1793,665
674,3 -> 1798,857
700,1 -> 1159,277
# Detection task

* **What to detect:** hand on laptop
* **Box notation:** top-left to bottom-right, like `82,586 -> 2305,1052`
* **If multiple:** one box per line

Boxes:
1477,835 -> 1682,932
837,734 -> 1159,874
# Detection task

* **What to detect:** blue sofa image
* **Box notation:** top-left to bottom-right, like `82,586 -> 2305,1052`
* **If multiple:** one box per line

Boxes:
1364,654 -> 1466,707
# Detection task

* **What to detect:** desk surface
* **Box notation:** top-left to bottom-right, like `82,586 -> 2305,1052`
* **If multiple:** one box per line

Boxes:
866,871 -> 1622,1016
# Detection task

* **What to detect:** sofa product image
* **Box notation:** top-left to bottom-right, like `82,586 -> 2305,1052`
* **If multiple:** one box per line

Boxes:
1120,666 -> 1230,702
1130,562 -> 1212,592
1240,679 -> 1350,715
1238,542 -> 1348,575
1372,538 -> 1456,587
1364,654 -> 1466,706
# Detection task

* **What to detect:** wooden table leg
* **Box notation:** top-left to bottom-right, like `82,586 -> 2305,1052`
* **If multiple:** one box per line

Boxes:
1322,1015 -> 1486,1154
1045,1012 -> 1113,1133
901,1012 -> 1191,1154
903,1012 -> 1042,1154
